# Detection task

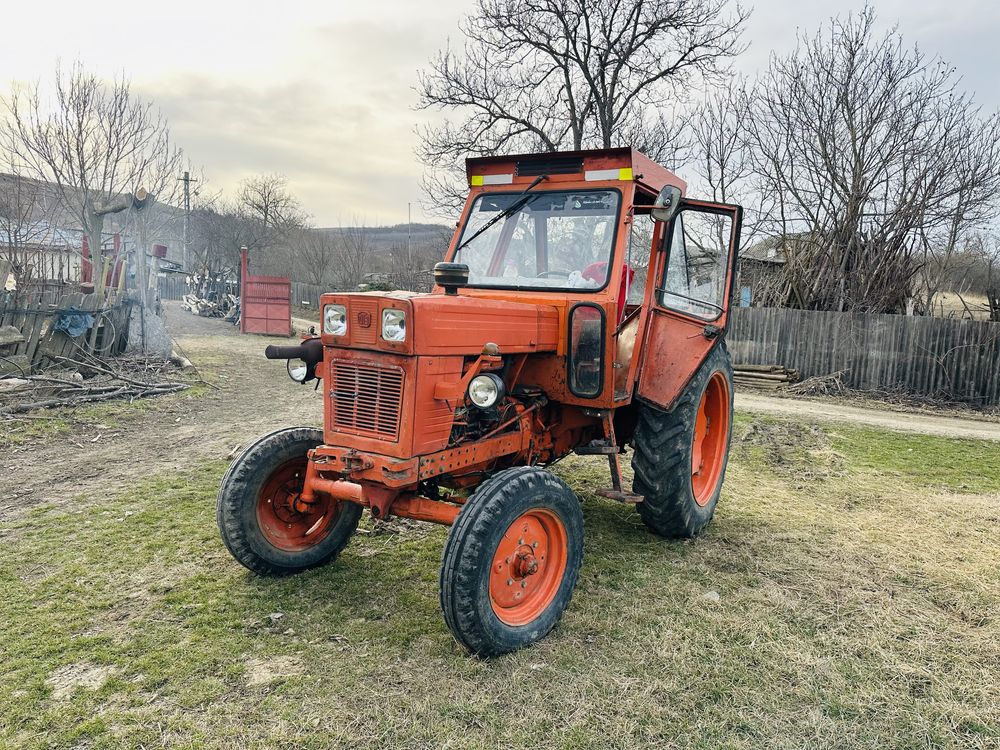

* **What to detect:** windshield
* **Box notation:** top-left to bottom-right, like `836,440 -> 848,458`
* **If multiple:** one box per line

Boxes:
453,189 -> 621,291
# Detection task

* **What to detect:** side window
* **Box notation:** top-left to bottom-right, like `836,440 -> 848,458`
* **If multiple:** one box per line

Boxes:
660,209 -> 733,320
626,215 -> 654,304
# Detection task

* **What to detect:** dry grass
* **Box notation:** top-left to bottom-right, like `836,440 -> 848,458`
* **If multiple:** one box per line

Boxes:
932,292 -> 992,321
0,415 -> 997,749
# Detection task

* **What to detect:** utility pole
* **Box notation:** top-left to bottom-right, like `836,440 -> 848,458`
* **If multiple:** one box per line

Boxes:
407,201 -> 412,265
178,170 -> 198,272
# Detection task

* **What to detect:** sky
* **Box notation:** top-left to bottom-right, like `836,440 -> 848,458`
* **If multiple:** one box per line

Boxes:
0,0 -> 997,227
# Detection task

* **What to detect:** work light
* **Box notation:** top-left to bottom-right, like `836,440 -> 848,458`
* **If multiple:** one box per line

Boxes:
324,304 -> 347,336
382,309 -> 406,342
467,373 -> 505,409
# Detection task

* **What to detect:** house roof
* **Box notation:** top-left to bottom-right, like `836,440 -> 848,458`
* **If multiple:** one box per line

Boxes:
0,219 -> 83,250
742,232 -> 825,265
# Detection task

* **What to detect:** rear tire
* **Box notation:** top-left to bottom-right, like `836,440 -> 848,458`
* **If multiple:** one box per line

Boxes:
217,427 -> 362,575
440,467 -> 584,656
631,344 -> 734,538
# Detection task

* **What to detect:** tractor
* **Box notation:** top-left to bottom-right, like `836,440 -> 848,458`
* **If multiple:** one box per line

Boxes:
217,148 -> 742,655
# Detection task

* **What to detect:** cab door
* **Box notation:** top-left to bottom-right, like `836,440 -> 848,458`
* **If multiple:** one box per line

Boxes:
636,199 -> 742,410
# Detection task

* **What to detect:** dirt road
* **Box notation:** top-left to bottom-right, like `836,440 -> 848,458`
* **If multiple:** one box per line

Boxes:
736,392 -> 1000,441
0,303 -> 320,521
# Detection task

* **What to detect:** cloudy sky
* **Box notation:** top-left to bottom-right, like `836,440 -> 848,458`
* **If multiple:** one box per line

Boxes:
1,1 -> 996,226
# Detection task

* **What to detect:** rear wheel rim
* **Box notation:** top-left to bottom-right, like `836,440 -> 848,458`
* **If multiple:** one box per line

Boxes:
256,458 -> 338,552
489,508 -> 568,626
691,371 -> 731,507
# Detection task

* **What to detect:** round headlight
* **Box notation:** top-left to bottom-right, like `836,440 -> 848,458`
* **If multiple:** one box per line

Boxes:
324,304 -> 347,336
382,309 -> 406,342
287,359 -> 308,383
467,373 -> 505,409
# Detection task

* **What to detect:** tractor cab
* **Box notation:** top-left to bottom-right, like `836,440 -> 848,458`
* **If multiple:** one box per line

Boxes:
446,148 -> 742,411
219,147 -> 743,657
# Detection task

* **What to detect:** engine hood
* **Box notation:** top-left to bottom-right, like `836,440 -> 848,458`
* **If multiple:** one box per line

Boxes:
319,290 -> 560,356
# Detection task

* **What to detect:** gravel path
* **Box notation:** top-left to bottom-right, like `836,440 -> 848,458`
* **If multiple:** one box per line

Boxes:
736,392 -> 1000,441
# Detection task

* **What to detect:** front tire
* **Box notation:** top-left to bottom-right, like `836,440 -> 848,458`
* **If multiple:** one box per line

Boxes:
631,344 -> 734,538
217,427 -> 362,575
440,467 -> 584,656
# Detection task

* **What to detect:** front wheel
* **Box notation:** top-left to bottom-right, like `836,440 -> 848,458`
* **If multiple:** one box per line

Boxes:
631,344 -> 734,538
440,467 -> 584,656
217,427 -> 362,575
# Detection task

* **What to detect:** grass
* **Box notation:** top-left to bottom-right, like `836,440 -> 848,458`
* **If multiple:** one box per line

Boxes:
0,416 -> 997,749
0,376 -> 211,448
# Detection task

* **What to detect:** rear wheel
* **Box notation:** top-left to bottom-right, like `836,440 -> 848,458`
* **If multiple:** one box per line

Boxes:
440,467 -> 584,656
631,344 -> 734,537
217,427 -> 362,575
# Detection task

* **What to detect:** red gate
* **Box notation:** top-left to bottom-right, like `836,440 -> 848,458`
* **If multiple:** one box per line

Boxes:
239,247 -> 292,336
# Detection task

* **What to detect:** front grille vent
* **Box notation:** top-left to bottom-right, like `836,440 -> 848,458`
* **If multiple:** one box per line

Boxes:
516,156 -> 584,176
329,360 -> 404,441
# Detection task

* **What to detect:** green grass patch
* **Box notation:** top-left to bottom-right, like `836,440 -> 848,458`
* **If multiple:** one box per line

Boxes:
0,419 -> 997,748
0,378 -> 210,447
830,425 -> 1000,493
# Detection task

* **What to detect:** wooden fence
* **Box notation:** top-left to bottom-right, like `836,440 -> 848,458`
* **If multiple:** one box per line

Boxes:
727,307 -> 1000,405
158,275 -> 187,301
0,286 -> 133,374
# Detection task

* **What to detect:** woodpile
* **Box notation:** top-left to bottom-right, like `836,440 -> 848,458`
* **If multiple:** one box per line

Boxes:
181,292 -> 237,320
0,348 -> 190,416
733,363 -> 800,390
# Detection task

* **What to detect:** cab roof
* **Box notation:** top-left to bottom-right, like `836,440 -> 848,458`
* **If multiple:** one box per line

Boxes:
465,147 -> 686,197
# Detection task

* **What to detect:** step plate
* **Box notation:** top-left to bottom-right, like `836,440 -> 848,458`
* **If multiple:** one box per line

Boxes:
597,489 -> 644,504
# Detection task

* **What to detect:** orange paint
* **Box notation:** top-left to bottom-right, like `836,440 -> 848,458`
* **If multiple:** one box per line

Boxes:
291,148 -> 741,526
489,509 -> 568,625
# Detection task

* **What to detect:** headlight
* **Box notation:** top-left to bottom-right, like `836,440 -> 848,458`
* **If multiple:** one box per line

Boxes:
324,304 -> 347,336
287,360 -> 308,383
381,309 -> 406,342
467,373 -> 505,409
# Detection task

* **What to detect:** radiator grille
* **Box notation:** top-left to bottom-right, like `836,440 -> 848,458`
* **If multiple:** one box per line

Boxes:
351,299 -> 378,345
329,360 -> 404,441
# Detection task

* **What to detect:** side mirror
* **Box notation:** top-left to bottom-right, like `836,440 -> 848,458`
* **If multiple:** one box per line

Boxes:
650,185 -> 683,223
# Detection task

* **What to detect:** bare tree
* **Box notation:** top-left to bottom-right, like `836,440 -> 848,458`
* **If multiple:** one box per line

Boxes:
334,223 -> 373,290
417,0 -> 748,211
237,174 -> 305,242
972,233 -> 1000,322
0,172 -> 57,291
733,6 -> 1000,313
3,63 -> 183,298
297,228 -> 339,286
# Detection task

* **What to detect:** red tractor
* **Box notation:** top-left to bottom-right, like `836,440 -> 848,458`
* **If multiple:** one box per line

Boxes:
218,148 -> 742,655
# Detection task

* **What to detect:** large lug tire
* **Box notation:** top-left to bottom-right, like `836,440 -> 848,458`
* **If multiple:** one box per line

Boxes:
217,427 -> 362,576
440,467 -> 584,656
631,344 -> 735,538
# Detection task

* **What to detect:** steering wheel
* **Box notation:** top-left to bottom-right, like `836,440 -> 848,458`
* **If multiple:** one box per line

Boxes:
537,270 -> 570,278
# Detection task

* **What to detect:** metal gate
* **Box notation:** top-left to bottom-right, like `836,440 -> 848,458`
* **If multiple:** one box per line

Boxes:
239,247 -> 292,336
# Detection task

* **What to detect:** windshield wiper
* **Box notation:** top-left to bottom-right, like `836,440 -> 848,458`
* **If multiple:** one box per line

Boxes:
455,174 -> 548,253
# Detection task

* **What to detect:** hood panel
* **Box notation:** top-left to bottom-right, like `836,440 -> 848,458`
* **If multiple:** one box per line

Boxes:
320,291 -> 560,356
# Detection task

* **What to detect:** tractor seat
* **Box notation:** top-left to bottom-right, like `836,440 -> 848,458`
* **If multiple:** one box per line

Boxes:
582,262 -> 635,323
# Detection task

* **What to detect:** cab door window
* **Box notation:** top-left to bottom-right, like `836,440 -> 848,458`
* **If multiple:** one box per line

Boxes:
659,210 -> 734,320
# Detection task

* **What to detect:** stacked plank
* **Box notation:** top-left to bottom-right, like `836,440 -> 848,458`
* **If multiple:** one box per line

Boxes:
733,363 -> 800,390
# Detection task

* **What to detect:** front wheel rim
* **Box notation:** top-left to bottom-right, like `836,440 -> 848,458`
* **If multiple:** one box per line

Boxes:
255,458 -> 338,552
691,371 -> 731,507
489,509 -> 568,626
